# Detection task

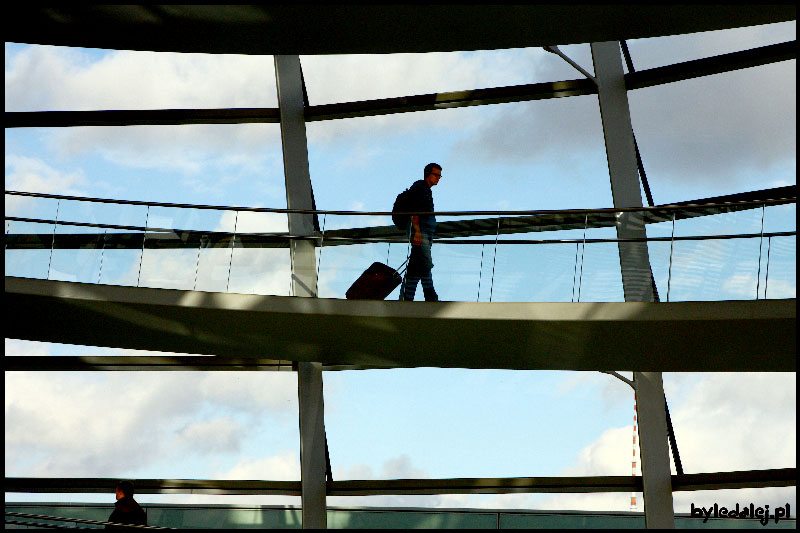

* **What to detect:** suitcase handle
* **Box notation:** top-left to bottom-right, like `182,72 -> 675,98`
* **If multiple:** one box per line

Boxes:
396,257 -> 409,275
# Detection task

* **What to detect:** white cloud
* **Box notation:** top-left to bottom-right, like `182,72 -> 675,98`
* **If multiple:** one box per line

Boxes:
301,49 -> 542,106
4,155 -> 88,214
531,373 -> 796,513
452,22 -> 796,190
4,371 -> 298,477
195,373 -> 297,415
217,451 -> 300,481
122,245 -> 292,296
329,454 -> 447,509
6,44 -> 285,179
175,417 -> 246,454
5,43 -> 547,172
5,45 -> 277,112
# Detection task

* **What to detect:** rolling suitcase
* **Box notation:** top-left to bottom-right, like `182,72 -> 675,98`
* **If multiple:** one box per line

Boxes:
346,259 -> 407,300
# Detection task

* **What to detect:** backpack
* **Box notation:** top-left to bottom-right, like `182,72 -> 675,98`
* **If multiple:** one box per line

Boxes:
392,187 -> 415,230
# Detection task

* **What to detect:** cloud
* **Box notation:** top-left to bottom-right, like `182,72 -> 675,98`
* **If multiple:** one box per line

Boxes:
4,155 -> 88,214
49,124 -> 283,176
628,63 -> 796,186
451,22 -> 796,188
5,43 -> 547,170
175,417 -> 246,454
217,451 -> 300,481
4,371 -> 299,478
329,454 -> 448,509
531,373 -> 796,513
6,44 -> 285,180
624,23 -> 796,188
5,45 -> 277,112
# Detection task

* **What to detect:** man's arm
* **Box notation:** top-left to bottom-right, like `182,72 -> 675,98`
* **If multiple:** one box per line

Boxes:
411,215 -> 422,246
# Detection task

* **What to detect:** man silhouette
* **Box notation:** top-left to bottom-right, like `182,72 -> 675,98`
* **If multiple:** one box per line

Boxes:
400,163 -> 441,301
106,480 -> 146,529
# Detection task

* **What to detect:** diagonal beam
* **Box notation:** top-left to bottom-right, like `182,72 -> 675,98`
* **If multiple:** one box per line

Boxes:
3,356 -> 384,372
306,79 -> 597,121
626,40 -> 796,90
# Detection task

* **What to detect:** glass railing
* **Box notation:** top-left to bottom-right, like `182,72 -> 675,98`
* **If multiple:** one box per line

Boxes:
5,190 -> 796,303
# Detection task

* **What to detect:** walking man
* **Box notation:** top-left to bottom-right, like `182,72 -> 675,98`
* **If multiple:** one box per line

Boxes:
106,480 -> 146,529
400,163 -> 441,301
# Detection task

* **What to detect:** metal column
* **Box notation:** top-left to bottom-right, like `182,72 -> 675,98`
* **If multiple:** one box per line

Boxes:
275,54 -> 327,529
591,41 -> 675,529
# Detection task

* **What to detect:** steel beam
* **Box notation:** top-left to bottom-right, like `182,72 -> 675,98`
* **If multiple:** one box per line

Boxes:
592,41 -> 674,528
275,54 -> 327,529
626,40 -> 796,90
3,356 -> 382,372
4,108 -> 280,128
6,468 -> 794,495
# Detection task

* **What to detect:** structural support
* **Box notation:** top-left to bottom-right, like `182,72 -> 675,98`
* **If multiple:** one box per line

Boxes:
275,54 -> 327,529
592,41 -> 674,529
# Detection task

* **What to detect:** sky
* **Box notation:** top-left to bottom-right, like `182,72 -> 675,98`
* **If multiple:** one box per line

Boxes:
4,18 -> 797,517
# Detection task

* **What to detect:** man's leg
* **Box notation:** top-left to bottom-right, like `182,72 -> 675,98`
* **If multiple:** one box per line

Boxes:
401,273 -> 420,301
401,246 -> 423,301
421,272 -> 438,301
420,243 -> 437,301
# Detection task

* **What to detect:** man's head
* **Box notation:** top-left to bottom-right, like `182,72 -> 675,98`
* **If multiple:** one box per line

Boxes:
115,480 -> 135,500
424,163 -> 442,187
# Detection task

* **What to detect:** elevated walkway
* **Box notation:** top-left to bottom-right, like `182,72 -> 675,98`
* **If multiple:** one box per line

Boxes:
6,276 -> 795,372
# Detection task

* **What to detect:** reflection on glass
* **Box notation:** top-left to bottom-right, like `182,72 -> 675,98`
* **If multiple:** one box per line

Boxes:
5,220 -> 54,280
760,236 -> 796,300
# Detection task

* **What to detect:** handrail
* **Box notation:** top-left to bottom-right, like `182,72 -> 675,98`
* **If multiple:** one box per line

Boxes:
3,215 -> 796,247
5,511 -> 173,529
5,189 -> 796,217
5,217 -> 797,249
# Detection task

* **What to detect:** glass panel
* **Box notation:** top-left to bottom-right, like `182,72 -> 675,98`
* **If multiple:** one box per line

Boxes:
666,209 -> 768,301
431,242 -> 485,303
4,370 -> 300,483
301,47 -> 579,106
227,210 -> 290,295
627,61 -> 796,203
5,43 -> 278,111
625,21 -> 796,70
306,97 -> 610,216
5,220 -> 55,280
762,203 -> 797,300
575,223 -> 624,303
5,195 -> 60,280
138,206 -> 228,290
4,124 -> 286,211
48,199 -> 129,284
762,236 -> 797,300
324,369 -> 635,481
646,211 -> 676,302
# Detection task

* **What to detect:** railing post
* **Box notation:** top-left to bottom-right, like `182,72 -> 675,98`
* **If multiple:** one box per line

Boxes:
275,54 -> 327,529
592,41 -> 674,529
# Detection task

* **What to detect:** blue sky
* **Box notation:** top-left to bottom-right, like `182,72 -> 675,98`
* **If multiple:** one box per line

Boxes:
4,20 -> 796,514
